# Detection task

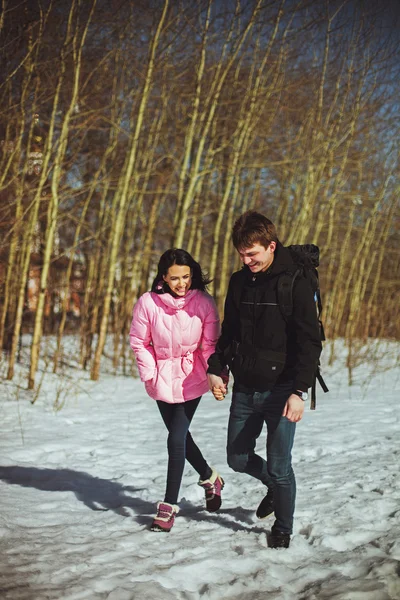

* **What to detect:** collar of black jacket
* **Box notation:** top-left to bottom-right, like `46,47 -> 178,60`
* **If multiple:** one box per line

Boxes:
270,242 -> 297,275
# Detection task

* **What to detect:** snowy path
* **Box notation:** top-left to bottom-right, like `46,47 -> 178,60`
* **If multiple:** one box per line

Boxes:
1,343 -> 400,600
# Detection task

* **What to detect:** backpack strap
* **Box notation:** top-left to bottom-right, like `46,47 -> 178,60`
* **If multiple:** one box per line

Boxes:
311,367 -> 329,410
277,268 -> 301,320
312,271 -> 326,341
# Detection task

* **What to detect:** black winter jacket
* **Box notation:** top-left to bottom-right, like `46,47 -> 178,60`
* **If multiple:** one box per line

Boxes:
207,243 -> 322,392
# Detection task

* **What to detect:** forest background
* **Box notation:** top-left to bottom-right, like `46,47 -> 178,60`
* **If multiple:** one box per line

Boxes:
0,0 -> 399,393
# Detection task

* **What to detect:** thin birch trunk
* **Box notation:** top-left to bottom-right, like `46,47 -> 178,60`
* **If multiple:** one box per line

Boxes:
53,129 -> 119,373
0,4 -> 49,361
91,0 -> 169,381
173,0 -> 264,247
29,0 -> 97,389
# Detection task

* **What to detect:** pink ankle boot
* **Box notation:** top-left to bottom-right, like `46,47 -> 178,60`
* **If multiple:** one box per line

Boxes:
151,502 -> 179,532
198,469 -> 224,512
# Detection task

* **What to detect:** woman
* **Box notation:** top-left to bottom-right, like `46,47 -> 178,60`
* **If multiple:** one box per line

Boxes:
130,249 -> 223,532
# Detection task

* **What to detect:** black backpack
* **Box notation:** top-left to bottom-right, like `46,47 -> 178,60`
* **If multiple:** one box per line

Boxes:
277,244 -> 328,409
231,243 -> 328,409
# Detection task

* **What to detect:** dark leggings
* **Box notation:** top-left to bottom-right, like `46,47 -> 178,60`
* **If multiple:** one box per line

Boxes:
157,397 -> 212,504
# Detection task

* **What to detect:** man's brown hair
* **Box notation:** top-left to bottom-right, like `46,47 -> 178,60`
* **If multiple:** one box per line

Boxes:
232,210 -> 278,250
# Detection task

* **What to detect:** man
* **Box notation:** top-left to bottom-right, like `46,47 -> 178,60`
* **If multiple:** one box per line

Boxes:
207,211 -> 322,548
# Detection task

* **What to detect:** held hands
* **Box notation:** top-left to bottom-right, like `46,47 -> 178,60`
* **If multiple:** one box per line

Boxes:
207,373 -> 227,401
208,370 -> 305,415
282,394 -> 305,422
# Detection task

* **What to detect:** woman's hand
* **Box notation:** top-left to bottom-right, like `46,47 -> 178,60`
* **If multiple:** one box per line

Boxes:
212,386 -> 227,401
207,374 -> 227,401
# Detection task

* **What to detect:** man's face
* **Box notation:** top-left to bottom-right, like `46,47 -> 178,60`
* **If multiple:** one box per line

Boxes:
238,242 -> 276,273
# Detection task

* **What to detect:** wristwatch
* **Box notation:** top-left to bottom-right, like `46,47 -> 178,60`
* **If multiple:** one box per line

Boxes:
294,390 -> 308,401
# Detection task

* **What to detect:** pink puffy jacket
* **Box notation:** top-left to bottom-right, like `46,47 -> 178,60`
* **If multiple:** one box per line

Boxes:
130,289 -> 220,403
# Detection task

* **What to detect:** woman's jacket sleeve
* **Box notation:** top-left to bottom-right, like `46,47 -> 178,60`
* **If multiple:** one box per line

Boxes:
129,295 -> 156,382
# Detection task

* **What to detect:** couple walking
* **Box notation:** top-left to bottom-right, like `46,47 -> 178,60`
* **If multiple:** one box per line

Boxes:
130,211 -> 322,549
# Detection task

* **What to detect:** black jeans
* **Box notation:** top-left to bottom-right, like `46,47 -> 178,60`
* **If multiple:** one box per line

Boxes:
157,397 -> 212,504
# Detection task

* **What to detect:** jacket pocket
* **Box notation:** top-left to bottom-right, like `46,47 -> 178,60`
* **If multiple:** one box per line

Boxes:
231,344 -> 286,388
145,367 -> 158,392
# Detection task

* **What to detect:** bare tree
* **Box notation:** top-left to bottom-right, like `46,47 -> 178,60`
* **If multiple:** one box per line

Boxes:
0,0 -> 398,386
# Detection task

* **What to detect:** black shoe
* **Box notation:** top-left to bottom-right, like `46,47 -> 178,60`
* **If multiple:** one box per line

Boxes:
268,528 -> 290,549
256,489 -> 274,519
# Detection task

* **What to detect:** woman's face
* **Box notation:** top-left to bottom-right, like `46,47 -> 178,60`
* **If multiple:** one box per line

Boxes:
163,264 -> 192,296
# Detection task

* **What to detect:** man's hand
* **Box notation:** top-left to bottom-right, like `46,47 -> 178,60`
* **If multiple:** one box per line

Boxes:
282,393 -> 305,422
207,374 -> 227,401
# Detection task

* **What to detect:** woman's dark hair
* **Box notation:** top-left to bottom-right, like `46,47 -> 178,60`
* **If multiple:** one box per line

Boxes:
151,248 -> 211,293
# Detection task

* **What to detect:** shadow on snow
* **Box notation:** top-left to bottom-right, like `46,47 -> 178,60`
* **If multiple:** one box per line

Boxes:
0,465 -> 267,534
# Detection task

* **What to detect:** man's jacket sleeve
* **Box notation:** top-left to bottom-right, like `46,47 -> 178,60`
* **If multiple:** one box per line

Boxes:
199,295 -> 221,364
291,276 -> 322,392
207,274 -> 238,376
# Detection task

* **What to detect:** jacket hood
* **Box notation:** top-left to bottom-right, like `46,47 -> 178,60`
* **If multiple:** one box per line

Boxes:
152,288 -> 199,310
269,242 -> 297,276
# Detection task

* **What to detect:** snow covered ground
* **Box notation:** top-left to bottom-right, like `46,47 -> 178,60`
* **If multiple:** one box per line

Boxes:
1,338 -> 400,600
